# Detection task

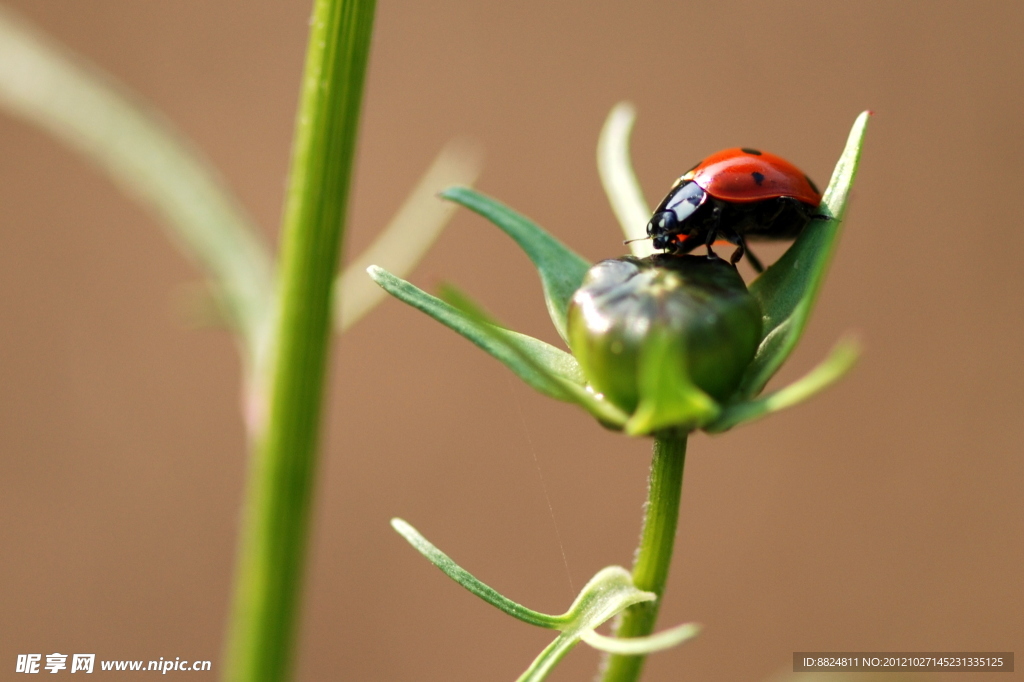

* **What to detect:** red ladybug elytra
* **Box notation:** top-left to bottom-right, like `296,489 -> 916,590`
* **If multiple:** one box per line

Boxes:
646,147 -> 824,272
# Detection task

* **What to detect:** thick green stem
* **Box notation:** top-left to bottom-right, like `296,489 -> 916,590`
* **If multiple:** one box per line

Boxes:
224,1 -> 376,681
600,433 -> 688,682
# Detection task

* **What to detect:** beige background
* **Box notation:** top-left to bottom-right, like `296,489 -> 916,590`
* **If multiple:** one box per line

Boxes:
0,2 -> 1021,681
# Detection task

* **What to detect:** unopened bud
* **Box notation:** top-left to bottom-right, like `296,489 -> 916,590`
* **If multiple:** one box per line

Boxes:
567,255 -> 762,417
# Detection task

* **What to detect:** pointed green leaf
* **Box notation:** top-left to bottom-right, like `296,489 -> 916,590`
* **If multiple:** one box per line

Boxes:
597,102 -> 656,259
735,112 -> 871,399
580,622 -> 701,655
391,519 -> 568,629
707,336 -> 860,433
436,284 -> 629,427
441,186 -> 591,342
368,266 -> 586,402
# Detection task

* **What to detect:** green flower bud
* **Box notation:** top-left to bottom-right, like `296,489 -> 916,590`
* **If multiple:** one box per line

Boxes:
567,255 -> 762,419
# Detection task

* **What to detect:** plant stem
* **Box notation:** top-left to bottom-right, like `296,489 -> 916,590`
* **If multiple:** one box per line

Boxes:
600,433 -> 688,682
224,1 -> 376,681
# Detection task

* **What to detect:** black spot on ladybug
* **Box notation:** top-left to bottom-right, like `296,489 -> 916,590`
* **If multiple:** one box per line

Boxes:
805,174 -> 820,195
751,171 -> 765,186
741,147 -> 762,155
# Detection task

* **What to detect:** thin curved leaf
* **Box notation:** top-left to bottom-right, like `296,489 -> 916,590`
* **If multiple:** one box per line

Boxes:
391,518 -> 567,629
367,266 -> 586,402
0,6 -> 274,352
441,186 -> 590,342
597,102 -> 656,259
580,622 -> 700,655
392,518 -> 694,682
735,111 -> 871,399
337,139 -> 483,331
517,632 -> 581,682
707,336 -> 860,433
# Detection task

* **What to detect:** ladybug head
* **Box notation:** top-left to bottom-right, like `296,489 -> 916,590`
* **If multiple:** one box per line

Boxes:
646,210 -> 677,240
651,233 -> 675,251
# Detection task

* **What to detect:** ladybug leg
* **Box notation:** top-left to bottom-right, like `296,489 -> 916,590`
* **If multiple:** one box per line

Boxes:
719,224 -> 765,273
716,224 -> 743,264
737,237 -> 764,273
704,206 -> 722,260
728,242 -> 744,266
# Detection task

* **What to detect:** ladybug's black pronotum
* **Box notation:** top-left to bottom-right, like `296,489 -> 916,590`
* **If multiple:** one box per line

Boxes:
646,148 -> 824,273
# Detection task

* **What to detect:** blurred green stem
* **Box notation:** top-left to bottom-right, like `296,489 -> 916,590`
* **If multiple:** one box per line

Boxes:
224,1 -> 376,681
600,433 -> 688,682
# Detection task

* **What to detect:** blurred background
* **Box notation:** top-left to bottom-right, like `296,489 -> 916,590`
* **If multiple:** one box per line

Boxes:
0,1 -> 1021,680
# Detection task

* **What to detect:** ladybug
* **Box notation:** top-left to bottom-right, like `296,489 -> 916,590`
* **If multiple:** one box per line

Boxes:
646,147 -> 824,273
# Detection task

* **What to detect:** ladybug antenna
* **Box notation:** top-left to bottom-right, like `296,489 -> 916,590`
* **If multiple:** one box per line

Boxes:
623,236 -> 651,245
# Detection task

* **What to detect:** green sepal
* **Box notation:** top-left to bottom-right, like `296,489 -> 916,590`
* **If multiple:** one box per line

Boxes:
734,111 -> 871,400
368,266 -> 585,402
625,329 -> 720,436
441,186 -> 591,343
706,336 -> 860,433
